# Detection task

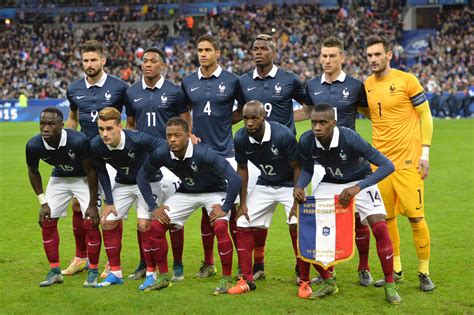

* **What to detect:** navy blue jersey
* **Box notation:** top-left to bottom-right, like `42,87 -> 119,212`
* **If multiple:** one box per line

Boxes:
305,72 -> 368,131
240,66 -> 306,134
67,74 -> 129,139
235,121 -> 299,187
298,127 -> 394,190
90,130 -> 165,205
126,77 -> 188,139
182,66 -> 244,157
137,141 -> 241,212
26,129 -> 90,177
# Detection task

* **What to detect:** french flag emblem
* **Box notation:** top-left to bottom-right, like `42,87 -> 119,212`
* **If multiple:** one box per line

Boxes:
297,196 -> 355,268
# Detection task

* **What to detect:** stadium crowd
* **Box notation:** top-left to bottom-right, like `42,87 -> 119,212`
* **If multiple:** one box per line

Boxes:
1,2 -> 472,116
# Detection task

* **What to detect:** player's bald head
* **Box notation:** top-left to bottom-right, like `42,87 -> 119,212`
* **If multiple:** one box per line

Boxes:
312,103 -> 335,120
243,100 -> 266,118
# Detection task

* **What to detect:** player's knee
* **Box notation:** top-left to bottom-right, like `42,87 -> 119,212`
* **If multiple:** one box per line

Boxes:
137,220 -> 150,232
213,220 -> 228,237
102,220 -> 119,230
408,217 -> 424,224
71,198 -> 81,212
289,223 -> 297,232
42,218 -> 58,230
367,214 -> 386,227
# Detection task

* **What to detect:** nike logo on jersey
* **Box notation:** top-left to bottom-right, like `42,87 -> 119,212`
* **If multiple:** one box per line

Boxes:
312,155 -> 321,159
134,98 -> 143,102
191,87 -> 200,92
76,95 -> 86,99
42,156 -> 52,161
314,91 -> 323,96
385,254 -> 394,260
247,87 -> 257,91
103,157 -> 112,160
367,89 -> 374,93
245,150 -> 255,155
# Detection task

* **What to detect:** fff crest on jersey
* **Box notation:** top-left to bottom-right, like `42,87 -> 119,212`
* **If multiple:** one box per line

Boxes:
105,90 -> 112,102
190,162 -> 199,172
68,150 -> 76,160
271,144 -> 280,158
339,150 -> 347,161
389,83 -> 396,95
161,93 -> 168,104
274,83 -> 282,95
342,88 -> 350,99
218,82 -> 226,95
128,151 -> 136,160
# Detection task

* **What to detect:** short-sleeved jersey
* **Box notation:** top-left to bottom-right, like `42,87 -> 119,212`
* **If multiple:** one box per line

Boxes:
67,74 -> 129,139
26,129 -> 90,177
298,127 -> 393,189
306,72 -> 367,131
138,142 -> 241,211
126,77 -> 188,139
240,66 -> 306,134
234,121 -> 299,187
365,69 -> 427,169
90,130 -> 165,204
182,66 -> 244,157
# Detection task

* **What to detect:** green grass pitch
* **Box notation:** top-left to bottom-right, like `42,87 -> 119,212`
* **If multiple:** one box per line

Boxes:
0,119 -> 473,313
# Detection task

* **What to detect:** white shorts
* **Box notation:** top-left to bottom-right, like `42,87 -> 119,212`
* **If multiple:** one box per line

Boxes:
105,181 -> 166,221
163,192 -> 229,227
237,185 -> 295,229
314,181 -> 387,223
97,163 -> 117,207
310,165 -> 326,195
46,177 -> 91,219
228,157 -> 260,198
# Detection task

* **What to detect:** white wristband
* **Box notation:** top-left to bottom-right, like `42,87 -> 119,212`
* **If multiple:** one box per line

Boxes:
421,146 -> 430,161
38,193 -> 47,205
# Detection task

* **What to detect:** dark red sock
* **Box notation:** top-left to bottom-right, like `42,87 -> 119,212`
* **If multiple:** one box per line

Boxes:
213,220 -> 233,277
72,210 -> 87,258
290,227 -> 309,282
201,208 -> 214,265
355,217 -> 371,271
236,227 -> 254,281
137,229 -> 145,263
371,221 -> 394,283
313,263 -> 332,280
139,229 -> 155,270
84,219 -> 101,268
229,206 -> 238,249
169,226 -> 184,265
150,220 -> 169,274
42,219 -> 60,267
102,225 -> 122,269
253,228 -> 267,265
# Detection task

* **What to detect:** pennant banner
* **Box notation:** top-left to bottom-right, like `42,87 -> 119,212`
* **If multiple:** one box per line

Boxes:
297,195 -> 355,268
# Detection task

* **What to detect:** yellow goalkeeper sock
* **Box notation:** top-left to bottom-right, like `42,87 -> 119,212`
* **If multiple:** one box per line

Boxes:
410,219 -> 431,274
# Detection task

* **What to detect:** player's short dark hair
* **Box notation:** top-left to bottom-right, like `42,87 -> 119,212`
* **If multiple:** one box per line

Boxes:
322,36 -> 344,52
243,100 -> 266,116
81,40 -> 105,56
41,107 -> 63,121
98,107 -> 121,124
365,35 -> 391,52
312,103 -> 335,120
196,34 -> 221,51
143,47 -> 166,63
167,117 -> 189,133
254,34 -> 276,51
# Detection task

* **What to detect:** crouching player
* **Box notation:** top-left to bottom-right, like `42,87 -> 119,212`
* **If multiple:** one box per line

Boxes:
26,107 -> 101,287
228,100 -> 301,294
90,107 -> 177,288
137,117 -> 241,294
293,104 -> 402,304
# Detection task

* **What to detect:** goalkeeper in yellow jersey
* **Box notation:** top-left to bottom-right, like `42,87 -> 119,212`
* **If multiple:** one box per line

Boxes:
364,35 -> 435,291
